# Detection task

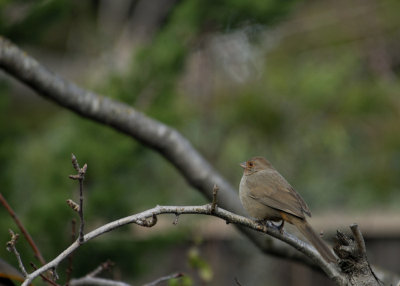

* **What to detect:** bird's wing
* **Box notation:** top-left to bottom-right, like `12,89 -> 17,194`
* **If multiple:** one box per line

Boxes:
246,170 -> 311,218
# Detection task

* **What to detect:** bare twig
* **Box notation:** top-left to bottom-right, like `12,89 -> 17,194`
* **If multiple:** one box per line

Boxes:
334,226 -> 383,286
69,154 -> 87,243
143,272 -> 183,286
66,219 -> 77,285
172,214 -> 179,225
0,193 -> 46,265
51,268 -> 59,281
350,224 -> 366,256
78,177 -> 84,243
7,230 -> 28,277
19,204 -> 345,286
68,261 -> 118,286
211,185 -> 219,213
86,260 -> 115,278
350,224 -> 383,285
30,263 -> 60,286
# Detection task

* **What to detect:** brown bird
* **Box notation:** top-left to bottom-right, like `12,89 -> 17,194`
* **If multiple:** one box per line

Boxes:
239,156 -> 336,263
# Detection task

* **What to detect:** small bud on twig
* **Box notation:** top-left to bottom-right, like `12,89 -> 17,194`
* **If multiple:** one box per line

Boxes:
6,229 -> 19,251
71,153 -> 80,171
68,174 -> 80,180
81,163 -> 87,175
7,230 -> 28,277
67,199 -> 80,212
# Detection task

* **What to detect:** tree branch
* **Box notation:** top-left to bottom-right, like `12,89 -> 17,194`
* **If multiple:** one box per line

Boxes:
0,193 -> 46,265
0,36 -> 311,266
70,277 -> 130,286
68,154 -> 88,243
334,225 -> 383,286
6,230 -> 28,277
142,272 -> 183,286
19,204 -> 345,286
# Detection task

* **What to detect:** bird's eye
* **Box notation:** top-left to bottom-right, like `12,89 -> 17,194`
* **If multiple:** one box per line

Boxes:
248,161 -> 254,167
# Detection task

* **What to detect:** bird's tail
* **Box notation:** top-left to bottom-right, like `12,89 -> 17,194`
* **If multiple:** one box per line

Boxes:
294,218 -> 336,263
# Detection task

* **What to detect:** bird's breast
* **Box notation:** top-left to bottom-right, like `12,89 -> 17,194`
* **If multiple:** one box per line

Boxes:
239,175 -> 282,220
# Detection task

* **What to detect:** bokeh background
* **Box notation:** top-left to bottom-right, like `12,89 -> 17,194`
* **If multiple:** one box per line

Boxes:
1,0 -> 400,285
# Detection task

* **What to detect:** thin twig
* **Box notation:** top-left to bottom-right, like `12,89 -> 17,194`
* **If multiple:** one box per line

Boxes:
68,260 -> 117,286
0,193 -> 46,265
211,185 -> 219,213
86,260 -> 115,278
66,219 -> 77,285
69,154 -> 87,243
350,224 -> 383,285
350,223 -> 366,256
143,272 -> 183,286
30,263 -> 60,286
78,176 -> 85,243
172,214 -> 179,225
7,230 -> 28,277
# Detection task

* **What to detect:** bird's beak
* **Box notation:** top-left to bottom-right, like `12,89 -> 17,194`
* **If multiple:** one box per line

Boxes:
240,162 -> 247,169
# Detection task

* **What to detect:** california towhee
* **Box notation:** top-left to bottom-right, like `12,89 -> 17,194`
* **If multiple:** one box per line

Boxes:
239,156 -> 336,262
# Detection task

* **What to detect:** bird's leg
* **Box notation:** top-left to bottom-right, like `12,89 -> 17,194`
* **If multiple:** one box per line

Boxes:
277,220 -> 285,234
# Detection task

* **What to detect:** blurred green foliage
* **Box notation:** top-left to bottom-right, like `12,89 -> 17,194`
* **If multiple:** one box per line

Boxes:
188,245 -> 213,282
1,0 -> 400,284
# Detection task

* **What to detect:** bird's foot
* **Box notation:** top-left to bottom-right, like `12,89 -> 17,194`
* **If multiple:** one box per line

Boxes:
255,219 -> 269,232
277,220 -> 285,234
254,220 -> 285,234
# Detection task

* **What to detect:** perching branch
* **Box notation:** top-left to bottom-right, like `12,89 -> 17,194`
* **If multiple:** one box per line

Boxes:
19,202 -> 345,286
